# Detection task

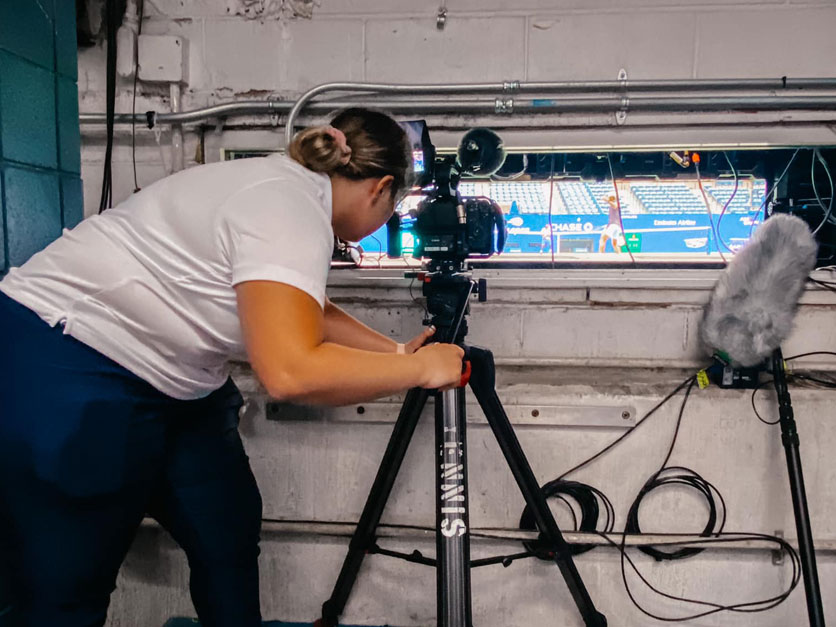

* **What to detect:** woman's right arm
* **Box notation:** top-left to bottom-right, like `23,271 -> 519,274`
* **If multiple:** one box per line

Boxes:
235,280 -> 464,406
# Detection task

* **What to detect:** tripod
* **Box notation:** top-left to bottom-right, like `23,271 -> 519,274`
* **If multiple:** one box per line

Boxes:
771,349 -> 825,627
315,263 -> 607,627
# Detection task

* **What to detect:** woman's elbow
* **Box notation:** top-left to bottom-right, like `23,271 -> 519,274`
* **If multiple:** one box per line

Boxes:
261,369 -> 311,403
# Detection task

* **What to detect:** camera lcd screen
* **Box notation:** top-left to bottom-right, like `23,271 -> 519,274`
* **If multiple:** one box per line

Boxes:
412,149 -> 425,174
399,119 -> 434,187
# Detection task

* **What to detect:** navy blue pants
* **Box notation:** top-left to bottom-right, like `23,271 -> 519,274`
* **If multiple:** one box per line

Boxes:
0,293 -> 262,626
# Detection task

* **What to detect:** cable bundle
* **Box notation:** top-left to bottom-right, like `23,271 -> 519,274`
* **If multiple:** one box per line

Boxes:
519,479 -> 614,557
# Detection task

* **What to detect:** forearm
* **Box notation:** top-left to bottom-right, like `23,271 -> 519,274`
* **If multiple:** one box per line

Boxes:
277,342 -> 423,406
323,299 -> 398,353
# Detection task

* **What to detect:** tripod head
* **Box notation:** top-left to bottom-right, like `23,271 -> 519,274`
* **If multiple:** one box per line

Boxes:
407,260 -> 487,346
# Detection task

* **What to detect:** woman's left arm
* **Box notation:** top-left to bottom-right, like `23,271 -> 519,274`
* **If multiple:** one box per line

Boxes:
324,298 -> 434,354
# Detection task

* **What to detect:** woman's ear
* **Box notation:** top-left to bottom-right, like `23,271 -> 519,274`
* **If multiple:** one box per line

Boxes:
374,175 -> 395,200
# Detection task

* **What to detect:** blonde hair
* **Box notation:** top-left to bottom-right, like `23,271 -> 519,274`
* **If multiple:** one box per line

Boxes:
288,108 -> 412,200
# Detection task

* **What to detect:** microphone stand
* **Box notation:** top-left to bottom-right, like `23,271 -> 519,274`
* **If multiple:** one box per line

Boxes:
771,348 -> 825,627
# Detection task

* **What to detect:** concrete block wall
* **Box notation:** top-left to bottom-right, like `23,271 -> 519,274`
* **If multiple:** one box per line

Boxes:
78,0 -> 836,216
0,0 -> 83,273
106,270 -> 836,627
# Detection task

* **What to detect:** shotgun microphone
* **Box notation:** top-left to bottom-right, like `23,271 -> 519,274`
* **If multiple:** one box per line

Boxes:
699,213 -> 817,367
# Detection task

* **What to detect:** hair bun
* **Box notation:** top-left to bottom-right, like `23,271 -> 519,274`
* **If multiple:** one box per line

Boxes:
287,126 -> 349,174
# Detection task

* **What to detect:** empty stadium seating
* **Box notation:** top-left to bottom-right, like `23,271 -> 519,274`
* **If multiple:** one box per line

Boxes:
632,184 -> 704,213
558,181 -> 601,215
455,179 -> 763,216
704,180 -> 757,214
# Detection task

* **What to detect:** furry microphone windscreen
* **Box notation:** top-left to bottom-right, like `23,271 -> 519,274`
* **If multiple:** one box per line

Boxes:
699,213 -> 818,367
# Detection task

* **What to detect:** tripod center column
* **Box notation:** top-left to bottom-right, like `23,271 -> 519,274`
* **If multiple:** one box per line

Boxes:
435,387 -> 473,627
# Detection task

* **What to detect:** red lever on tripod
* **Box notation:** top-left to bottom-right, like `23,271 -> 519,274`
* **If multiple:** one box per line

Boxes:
459,360 -> 472,387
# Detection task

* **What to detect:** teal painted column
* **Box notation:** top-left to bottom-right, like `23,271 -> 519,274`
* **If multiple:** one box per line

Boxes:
0,0 -> 83,275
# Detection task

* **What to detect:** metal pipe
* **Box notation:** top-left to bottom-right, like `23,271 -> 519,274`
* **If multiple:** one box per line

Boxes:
169,83 -> 184,172
283,79 -> 836,143
80,99 -> 293,125
138,517 -> 836,553
81,95 -> 836,128
520,78 -> 836,93
515,95 -> 836,112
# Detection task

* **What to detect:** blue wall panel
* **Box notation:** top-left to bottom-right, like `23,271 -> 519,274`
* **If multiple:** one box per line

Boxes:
57,74 -> 80,173
53,0 -> 78,80
0,0 -> 55,71
0,170 -> 6,273
0,0 -> 81,275
0,50 -> 58,169
4,165 -> 61,266
61,173 -> 83,229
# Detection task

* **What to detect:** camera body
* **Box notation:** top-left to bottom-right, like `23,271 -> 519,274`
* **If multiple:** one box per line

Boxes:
412,156 -> 505,260
390,122 -> 507,263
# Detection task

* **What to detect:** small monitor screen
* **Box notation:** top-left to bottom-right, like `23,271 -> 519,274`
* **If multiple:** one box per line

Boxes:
412,149 -> 425,174
400,119 -> 433,184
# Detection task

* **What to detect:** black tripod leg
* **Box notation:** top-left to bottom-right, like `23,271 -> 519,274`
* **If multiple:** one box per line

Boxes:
319,388 -> 431,627
772,350 -> 826,627
466,347 -> 607,627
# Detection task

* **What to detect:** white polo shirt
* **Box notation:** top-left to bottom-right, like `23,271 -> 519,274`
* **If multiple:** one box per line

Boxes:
0,155 -> 334,400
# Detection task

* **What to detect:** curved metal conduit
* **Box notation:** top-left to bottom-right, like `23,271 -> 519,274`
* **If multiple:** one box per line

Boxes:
77,77 -> 836,129
281,78 -> 836,144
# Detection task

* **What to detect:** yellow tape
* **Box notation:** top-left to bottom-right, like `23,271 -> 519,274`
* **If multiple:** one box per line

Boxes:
696,370 -> 710,390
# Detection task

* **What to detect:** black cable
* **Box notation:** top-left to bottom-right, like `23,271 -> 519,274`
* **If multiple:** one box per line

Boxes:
624,466 -> 726,561
408,275 -> 429,317
748,148 -> 801,239
623,378 -> 726,561
598,531 -> 801,622
654,377 -> 695,473
714,152 -> 739,253
266,517 -> 799,621
131,0 -> 145,193
810,148 -> 835,236
99,0 -> 118,211
751,350 -> 836,426
695,161 -> 727,263
785,350 -> 836,361
369,234 -> 384,268
809,277 -> 836,292
98,0 -> 119,213
547,375 -> 797,619
518,480 -> 615,557
751,378 -> 778,425
514,375 -> 696,564
613,376 -> 802,620
557,374 -> 698,481
792,372 -> 836,389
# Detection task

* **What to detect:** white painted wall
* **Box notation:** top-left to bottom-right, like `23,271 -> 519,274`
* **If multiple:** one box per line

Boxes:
78,0 -> 836,216
70,2 -> 836,624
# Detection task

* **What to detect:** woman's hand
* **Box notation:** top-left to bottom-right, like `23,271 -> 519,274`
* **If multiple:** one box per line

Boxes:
414,343 -> 465,390
403,325 -> 436,354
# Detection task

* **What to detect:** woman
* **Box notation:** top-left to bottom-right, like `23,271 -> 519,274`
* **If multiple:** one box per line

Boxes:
0,108 -> 464,626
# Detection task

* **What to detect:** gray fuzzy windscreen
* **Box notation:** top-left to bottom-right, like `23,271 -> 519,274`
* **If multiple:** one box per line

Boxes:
699,213 -> 818,367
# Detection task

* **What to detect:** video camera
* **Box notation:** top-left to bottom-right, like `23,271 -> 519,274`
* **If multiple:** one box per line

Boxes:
388,121 -> 507,267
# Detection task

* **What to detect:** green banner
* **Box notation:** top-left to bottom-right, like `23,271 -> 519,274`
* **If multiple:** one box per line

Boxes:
624,232 -> 642,252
